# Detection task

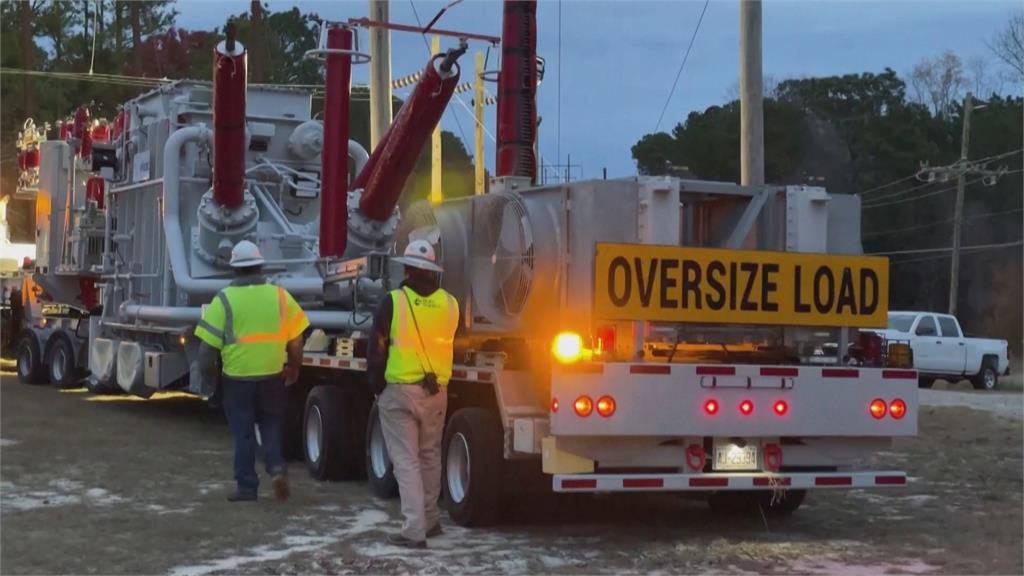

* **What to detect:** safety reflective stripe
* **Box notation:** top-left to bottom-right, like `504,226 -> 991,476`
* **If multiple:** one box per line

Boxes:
234,287 -> 290,344
216,292 -> 234,344
196,319 -> 224,340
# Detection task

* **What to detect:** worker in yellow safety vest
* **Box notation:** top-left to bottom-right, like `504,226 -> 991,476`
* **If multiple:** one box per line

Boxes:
368,239 -> 459,548
194,240 -> 309,502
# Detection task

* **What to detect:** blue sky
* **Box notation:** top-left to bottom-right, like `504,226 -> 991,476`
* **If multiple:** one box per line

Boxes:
176,0 -> 1021,178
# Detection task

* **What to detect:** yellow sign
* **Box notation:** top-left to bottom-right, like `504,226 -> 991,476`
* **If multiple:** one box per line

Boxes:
594,243 -> 889,328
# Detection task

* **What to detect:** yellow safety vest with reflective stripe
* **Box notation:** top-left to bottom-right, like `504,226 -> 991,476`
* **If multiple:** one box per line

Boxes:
384,286 -> 459,386
194,284 -> 310,378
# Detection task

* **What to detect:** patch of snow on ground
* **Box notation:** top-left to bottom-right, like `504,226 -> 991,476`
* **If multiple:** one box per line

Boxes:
1,438 -> 19,447
1,488 -> 81,511
168,535 -> 336,576
84,487 -> 127,506
785,557 -> 936,575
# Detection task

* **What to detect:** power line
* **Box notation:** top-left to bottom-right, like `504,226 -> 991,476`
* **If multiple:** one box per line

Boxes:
863,169 -> 1023,209
859,172 -> 919,196
408,0 -> 472,148
654,0 -> 710,133
862,178 -> 941,204
863,207 -> 1024,238
868,240 -> 1023,256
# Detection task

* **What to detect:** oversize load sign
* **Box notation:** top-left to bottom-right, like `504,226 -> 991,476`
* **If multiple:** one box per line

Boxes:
594,243 -> 889,328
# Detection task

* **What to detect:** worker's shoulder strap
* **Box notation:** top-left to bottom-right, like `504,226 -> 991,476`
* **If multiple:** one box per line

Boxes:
214,289 -> 235,345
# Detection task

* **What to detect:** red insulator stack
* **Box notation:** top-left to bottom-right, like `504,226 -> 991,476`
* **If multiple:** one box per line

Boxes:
495,0 -> 538,182
354,55 -> 461,221
319,26 -> 354,258
212,32 -> 247,209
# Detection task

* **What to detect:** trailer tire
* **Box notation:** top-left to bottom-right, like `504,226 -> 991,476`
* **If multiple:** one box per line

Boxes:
46,336 -> 80,389
365,402 -> 399,499
304,385 -> 362,481
971,357 -> 998,391
918,377 -> 935,389
15,334 -> 46,384
443,407 -> 504,527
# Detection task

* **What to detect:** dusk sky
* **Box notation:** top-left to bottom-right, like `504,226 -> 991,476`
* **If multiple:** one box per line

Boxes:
176,0 -> 1021,179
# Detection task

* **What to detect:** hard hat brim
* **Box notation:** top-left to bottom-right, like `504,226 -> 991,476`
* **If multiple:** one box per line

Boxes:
393,255 -> 443,273
230,256 -> 266,268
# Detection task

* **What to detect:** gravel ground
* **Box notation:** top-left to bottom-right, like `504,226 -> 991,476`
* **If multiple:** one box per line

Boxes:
1,371 -> 1021,576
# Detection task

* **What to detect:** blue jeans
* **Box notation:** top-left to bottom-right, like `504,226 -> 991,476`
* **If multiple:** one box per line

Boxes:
221,375 -> 287,496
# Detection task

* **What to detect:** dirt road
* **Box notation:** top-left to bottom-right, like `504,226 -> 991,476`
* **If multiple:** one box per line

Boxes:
2,372 -> 1021,575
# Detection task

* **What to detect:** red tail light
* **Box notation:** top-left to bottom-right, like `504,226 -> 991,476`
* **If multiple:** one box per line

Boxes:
869,399 -> 887,419
596,395 -> 616,417
889,398 -> 906,419
595,325 -> 615,355
703,399 -> 719,415
574,396 -> 593,417
773,400 -> 788,415
551,398 -> 559,413
739,400 -> 754,416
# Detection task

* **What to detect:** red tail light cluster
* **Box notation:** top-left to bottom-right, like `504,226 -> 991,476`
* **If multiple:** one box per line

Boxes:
869,398 -> 907,420
703,398 -> 789,417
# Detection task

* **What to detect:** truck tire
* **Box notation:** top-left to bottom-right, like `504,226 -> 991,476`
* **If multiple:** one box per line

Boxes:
971,358 -> 999,391
443,407 -> 504,527
918,377 -> 935,389
304,386 -> 362,480
15,335 -> 46,384
46,336 -> 80,389
365,402 -> 399,499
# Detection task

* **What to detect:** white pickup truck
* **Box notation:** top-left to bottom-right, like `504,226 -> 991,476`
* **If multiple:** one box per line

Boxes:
875,311 -> 1010,390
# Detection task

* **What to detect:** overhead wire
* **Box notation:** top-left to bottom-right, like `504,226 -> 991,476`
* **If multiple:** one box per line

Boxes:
654,0 -> 711,133
863,207 -> 1024,238
868,240 -> 1023,257
862,168 -> 1023,209
407,0 -> 474,147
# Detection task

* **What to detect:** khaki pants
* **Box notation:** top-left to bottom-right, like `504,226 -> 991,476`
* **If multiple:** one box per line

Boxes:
378,383 -> 448,541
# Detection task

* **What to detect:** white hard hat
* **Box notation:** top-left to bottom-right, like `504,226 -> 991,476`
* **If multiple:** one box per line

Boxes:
393,239 -> 443,273
229,240 -> 266,268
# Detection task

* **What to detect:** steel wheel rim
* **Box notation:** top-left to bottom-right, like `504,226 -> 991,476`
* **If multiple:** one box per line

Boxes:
985,369 -> 995,389
306,405 -> 323,464
446,432 -> 470,504
18,345 -> 32,378
52,348 -> 66,382
370,417 -> 390,478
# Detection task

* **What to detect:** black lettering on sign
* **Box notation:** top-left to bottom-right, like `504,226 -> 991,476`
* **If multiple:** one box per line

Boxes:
740,262 -> 758,311
608,256 -> 631,307
836,267 -> 856,314
634,258 -> 657,308
681,259 -> 702,309
860,268 -> 879,315
729,262 -> 738,311
706,261 -> 726,310
813,266 -> 835,314
660,259 -> 679,308
794,265 -> 811,313
761,263 -> 779,312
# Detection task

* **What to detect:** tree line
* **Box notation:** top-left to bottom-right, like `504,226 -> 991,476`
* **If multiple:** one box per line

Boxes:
631,17 -> 1024,349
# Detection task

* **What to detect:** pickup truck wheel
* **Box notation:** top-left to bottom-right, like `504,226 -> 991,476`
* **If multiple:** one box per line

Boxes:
46,337 -> 80,389
304,386 -> 361,480
972,359 -> 998,391
15,335 -> 46,384
365,401 -> 399,499
443,408 -> 504,527
918,377 -> 935,389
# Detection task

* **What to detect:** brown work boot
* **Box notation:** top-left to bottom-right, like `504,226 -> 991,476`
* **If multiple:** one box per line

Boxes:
271,473 -> 290,501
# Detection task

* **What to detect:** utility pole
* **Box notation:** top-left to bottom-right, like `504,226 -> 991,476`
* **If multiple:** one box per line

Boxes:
431,35 -> 443,204
948,92 -> 974,316
474,51 -> 485,195
739,0 -> 764,187
368,0 -> 393,149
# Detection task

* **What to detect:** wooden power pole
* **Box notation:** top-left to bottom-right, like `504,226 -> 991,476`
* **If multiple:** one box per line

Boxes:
948,92 -> 974,316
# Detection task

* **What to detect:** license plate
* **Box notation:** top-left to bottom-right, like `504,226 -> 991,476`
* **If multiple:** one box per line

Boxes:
714,444 -> 758,471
